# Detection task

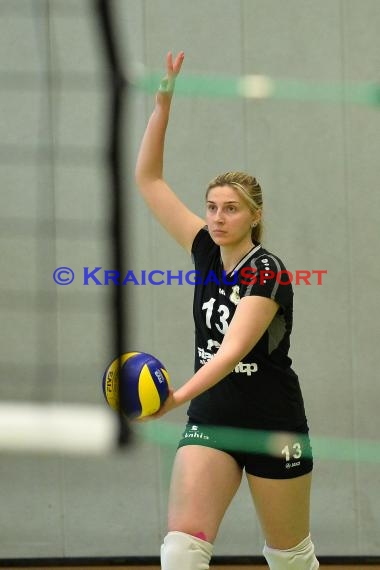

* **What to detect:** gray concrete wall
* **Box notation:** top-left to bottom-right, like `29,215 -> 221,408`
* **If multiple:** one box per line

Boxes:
0,0 -> 379,559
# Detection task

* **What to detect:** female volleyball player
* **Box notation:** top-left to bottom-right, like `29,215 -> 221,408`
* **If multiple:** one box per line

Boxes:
135,52 -> 319,570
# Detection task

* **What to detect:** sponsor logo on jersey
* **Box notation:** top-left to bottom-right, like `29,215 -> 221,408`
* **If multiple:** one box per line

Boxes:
234,361 -> 258,375
197,346 -> 258,375
229,285 -> 240,305
206,339 -> 221,351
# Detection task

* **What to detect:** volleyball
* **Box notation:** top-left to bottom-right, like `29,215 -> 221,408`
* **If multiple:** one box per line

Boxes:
102,352 -> 170,419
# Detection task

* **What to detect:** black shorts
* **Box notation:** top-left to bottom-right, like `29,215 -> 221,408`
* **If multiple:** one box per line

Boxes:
177,419 -> 314,479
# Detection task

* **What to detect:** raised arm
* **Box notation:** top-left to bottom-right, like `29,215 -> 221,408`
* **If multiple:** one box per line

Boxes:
135,52 -> 205,254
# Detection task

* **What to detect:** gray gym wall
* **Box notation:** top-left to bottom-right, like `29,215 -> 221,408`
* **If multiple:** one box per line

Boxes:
0,0 -> 379,560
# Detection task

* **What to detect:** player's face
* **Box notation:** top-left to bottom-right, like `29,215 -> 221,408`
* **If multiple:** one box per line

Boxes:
206,186 -> 255,247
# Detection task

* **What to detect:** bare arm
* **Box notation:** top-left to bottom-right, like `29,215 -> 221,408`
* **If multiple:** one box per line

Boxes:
154,296 -> 279,416
135,52 -> 205,254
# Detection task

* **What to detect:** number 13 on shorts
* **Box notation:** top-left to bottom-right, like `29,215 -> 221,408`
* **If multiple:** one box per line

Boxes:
281,442 -> 302,462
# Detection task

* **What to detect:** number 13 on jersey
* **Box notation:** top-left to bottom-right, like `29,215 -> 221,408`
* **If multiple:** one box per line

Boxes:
202,297 -> 230,335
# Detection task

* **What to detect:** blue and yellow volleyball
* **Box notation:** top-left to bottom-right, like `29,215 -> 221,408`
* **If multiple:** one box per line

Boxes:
102,352 -> 170,419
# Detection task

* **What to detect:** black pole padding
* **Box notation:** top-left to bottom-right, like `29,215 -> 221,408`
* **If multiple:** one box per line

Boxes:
93,0 -> 132,447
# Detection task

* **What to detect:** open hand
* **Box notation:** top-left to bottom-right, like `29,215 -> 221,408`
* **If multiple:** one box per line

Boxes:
156,51 -> 185,104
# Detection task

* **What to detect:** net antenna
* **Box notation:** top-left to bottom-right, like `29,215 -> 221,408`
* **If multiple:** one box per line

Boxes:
94,0 -> 132,446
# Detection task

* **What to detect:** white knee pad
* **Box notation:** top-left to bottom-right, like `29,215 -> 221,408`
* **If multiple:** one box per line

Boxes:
161,531 -> 213,570
263,534 -> 319,570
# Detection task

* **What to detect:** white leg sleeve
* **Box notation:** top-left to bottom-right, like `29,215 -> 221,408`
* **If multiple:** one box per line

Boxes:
161,531 -> 213,570
263,534 -> 319,570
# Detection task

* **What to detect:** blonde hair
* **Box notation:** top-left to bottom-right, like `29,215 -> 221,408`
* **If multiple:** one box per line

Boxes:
206,171 -> 263,243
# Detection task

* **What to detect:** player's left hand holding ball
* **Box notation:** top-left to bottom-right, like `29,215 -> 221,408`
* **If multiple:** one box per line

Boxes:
152,388 -> 179,418
138,388 -> 179,421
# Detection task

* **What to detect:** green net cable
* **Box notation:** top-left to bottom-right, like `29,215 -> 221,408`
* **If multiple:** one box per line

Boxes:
134,70 -> 380,107
138,420 -> 380,464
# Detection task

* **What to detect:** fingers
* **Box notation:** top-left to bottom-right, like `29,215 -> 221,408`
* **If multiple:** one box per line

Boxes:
166,51 -> 173,76
158,51 -> 184,97
173,51 -> 185,74
166,50 -> 185,77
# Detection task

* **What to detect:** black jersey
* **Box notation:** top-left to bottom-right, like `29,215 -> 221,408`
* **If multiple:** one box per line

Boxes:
187,227 -> 307,430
